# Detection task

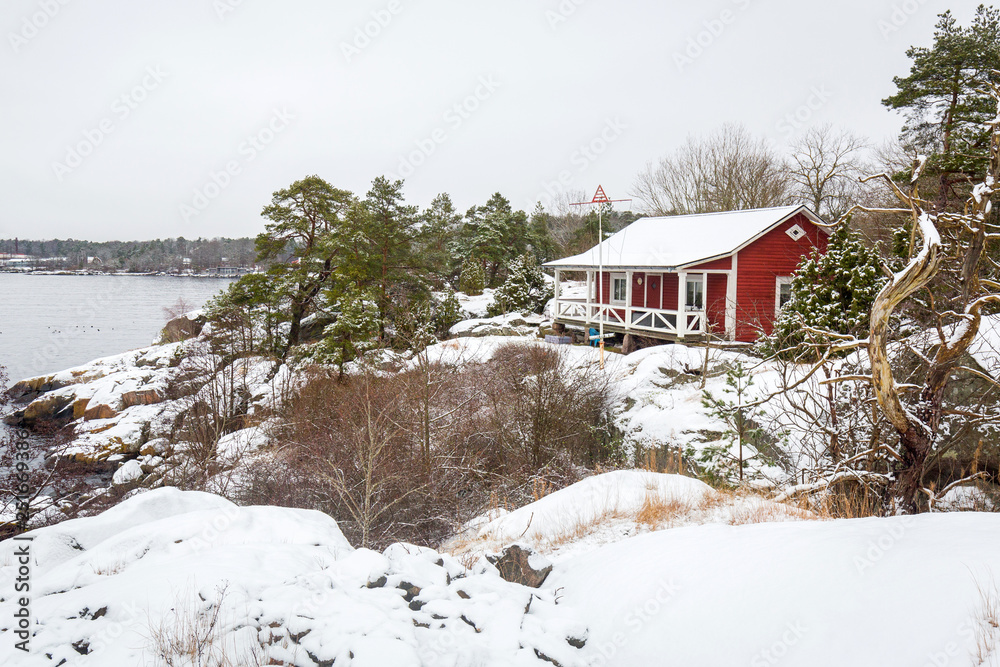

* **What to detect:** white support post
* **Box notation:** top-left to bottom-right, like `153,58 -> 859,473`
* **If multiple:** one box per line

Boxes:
677,271 -> 687,339
726,255 -> 738,341
700,272 -> 707,334
553,269 -> 561,319
586,270 -> 593,323
625,270 -> 633,330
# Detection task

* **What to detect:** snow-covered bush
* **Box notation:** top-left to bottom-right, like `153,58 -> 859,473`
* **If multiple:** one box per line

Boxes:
487,252 -> 552,316
761,224 -> 885,359
432,288 -> 464,338
459,255 -> 486,296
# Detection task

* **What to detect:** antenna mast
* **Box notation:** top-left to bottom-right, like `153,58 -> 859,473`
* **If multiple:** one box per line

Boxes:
570,186 -> 631,369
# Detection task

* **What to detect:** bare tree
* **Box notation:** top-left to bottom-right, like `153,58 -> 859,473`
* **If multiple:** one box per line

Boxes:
789,125 -> 870,220
632,124 -> 795,216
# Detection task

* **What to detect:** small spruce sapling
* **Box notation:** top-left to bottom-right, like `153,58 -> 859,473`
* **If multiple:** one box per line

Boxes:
700,361 -> 766,484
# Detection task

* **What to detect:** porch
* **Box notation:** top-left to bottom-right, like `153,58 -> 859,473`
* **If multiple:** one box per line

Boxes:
551,267 -> 734,341
553,300 -> 707,339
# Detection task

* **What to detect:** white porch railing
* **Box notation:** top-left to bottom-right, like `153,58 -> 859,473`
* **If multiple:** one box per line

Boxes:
554,300 -> 705,338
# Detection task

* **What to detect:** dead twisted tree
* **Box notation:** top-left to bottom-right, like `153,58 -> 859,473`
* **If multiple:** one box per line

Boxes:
849,86 -> 1000,511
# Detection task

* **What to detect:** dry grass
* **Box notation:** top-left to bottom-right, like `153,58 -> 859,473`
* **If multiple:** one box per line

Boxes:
727,501 -> 816,526
91,557 -> 128,576
532,478 -> 553,502
145,585 -> 280,667
537,514 -> 612,551
635,491 -> 692,529
806,484 -> 890,520
640,446 -> 686,475
975,576 -> 1000,666
444,472 -> 839,564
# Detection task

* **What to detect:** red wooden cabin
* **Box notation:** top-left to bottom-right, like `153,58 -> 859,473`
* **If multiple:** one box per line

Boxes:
543,205 -> 829,343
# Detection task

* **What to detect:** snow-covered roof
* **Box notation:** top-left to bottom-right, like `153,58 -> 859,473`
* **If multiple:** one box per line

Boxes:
544,205 -> 824,270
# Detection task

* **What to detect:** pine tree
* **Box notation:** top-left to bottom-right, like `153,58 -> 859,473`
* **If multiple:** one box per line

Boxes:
882,6 -> 1000,208
762,225 -> 886,361
488,252 -> 553,316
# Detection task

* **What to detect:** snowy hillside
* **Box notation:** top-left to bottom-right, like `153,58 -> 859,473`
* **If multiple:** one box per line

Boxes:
447,470 -> 814,563
3,480 -> 1000,666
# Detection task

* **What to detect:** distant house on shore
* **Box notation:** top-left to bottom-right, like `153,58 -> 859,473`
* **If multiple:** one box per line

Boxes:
0,253 -> 32,268
206,267 -> 252,277
543,205 -> 829,343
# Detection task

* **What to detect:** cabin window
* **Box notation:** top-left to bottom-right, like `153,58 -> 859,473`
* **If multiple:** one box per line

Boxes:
685,275 -> 704,310
776,277 -> 794,315
611,273 -> 627,305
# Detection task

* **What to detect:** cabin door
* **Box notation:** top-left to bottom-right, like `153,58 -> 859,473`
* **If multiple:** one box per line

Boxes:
646,273 -> 662,309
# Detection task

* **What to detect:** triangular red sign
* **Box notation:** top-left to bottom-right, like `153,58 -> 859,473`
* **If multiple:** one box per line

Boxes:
592,186 -> 610,204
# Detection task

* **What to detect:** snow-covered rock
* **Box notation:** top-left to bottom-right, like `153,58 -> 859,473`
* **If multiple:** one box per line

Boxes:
111,460 -> 143,486
449,312 -> 547,338
453,288 -> 496,318
0,489 -> 590,667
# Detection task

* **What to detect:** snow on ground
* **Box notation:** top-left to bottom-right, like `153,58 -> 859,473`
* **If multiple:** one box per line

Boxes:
4,480 -> 1000,666
7,339 -> 288,466
550,512 -> 1000,666
418,335 -> 604,368
452,289 -> 496,318
0,488 -> 588,667
446,471 -> 814,563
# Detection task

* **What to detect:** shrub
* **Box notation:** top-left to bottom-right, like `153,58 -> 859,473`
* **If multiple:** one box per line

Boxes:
487,252 -> 552,316
459,256 -> 486,296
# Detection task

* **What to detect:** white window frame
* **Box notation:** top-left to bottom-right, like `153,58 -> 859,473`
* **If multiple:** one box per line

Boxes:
611,273 -> 627,305
685,274 -> 704,311
776,276 -> 794,316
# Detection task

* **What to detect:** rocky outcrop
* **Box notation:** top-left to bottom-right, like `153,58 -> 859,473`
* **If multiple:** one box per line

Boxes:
486,545 -> 553,588
157,313 -> 205,344
449,313 -> 548,338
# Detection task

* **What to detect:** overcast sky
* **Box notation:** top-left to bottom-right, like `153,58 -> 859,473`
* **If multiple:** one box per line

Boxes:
0,0 -> 982,242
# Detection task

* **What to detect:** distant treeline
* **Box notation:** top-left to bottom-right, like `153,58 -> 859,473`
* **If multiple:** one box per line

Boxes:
0,237 -> 256,272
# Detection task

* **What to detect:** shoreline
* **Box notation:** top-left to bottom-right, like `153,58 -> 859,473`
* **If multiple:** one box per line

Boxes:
0,270 -> 243,278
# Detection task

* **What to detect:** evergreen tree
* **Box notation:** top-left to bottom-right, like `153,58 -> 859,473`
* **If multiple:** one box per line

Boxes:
488,252 -> 553,316
301,287 -> 381,375
255,175 -> 355,354
205,273 -> 284,357
883,5 -> 1000,208
459,256 -> 486,296
452,193 -> 532,286
761,225 -> 886,361
432,289 -> 464,339
699,361 -> 770,485
418,193 -> 463,284
345,177 -> 424,334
